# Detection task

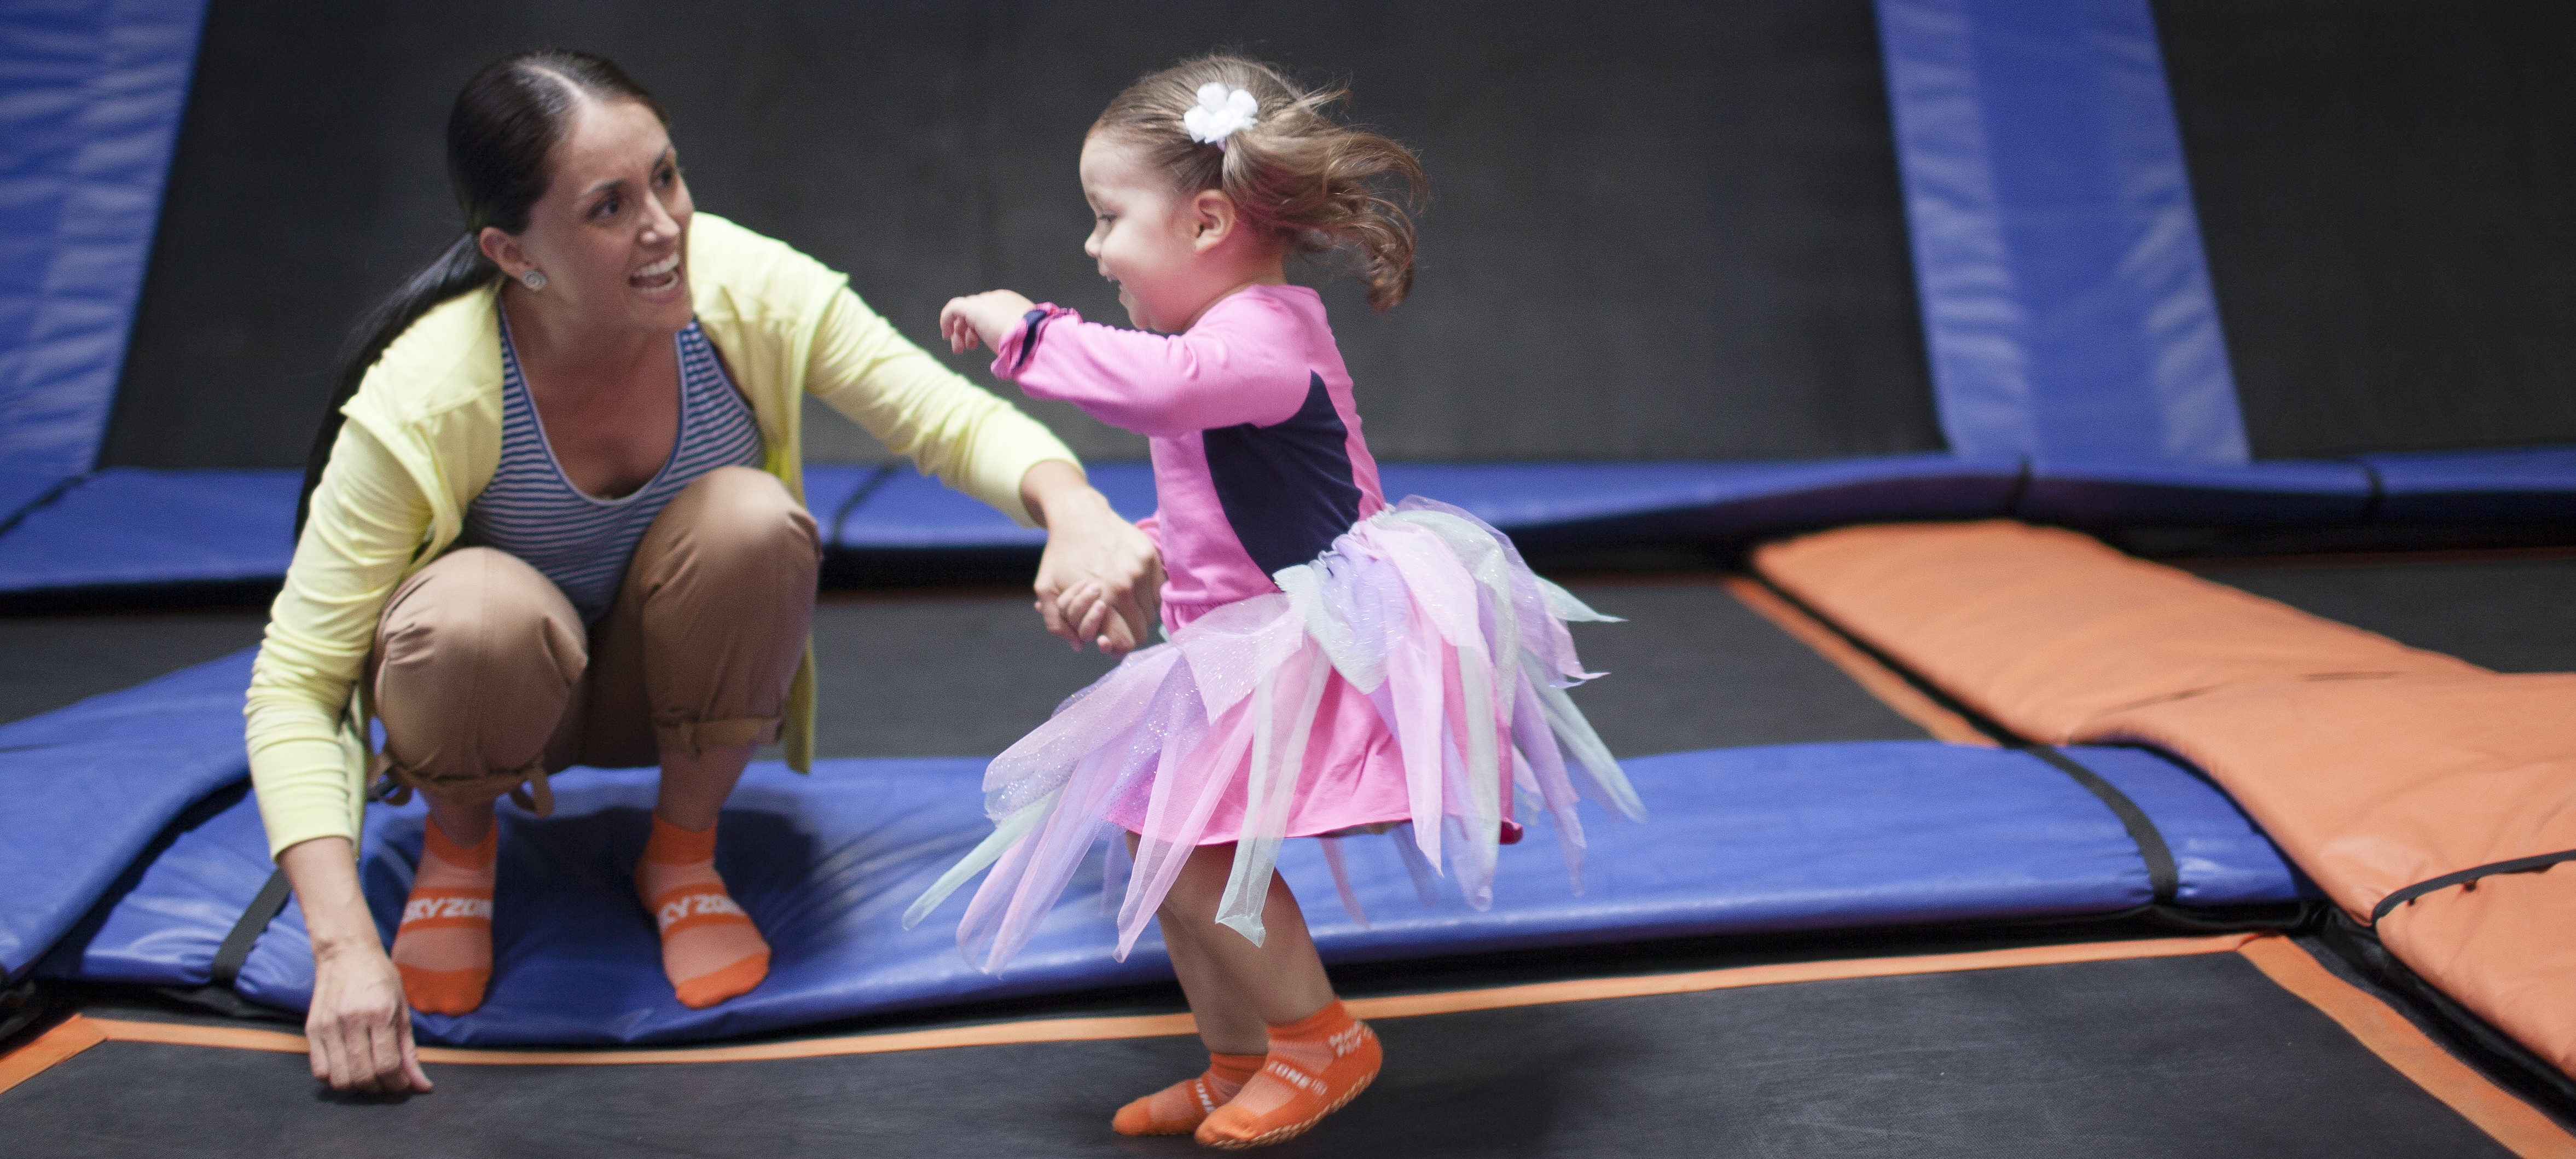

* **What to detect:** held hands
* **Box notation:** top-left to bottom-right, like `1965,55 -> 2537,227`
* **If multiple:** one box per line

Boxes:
939,289 -> 1038,356
1022,462 -> 1162,656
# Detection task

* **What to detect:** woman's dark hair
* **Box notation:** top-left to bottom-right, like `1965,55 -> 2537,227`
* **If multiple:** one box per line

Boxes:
295,49 -> 668,536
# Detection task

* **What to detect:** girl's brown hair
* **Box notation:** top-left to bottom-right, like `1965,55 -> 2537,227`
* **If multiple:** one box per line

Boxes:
1094,55 -> 1428,309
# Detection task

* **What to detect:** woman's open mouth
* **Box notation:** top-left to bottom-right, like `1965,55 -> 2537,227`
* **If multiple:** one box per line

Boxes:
630,252 -> 681,291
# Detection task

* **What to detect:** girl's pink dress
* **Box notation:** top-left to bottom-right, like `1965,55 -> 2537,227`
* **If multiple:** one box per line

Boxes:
907,285 -> 1642,972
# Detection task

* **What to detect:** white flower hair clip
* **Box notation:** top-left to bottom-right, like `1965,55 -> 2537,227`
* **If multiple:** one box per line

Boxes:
1183,83 -> 1259,147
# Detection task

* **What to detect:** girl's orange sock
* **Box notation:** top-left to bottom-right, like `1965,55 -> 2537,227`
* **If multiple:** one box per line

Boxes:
1196,1000 -> 1380,1149
391,816 -> 497,1015
636,814 -> 770,1009
1111,1051 -> 1264,1136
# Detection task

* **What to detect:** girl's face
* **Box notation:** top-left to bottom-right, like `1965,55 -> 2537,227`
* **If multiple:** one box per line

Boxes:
488,97 -> 696,337
1080,133 -> 1215,333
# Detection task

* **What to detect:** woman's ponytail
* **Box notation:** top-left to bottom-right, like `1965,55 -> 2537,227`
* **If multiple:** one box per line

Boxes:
296,234 -> 497,536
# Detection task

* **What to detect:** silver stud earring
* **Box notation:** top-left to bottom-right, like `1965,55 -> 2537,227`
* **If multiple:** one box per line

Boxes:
522,269 -> 547,291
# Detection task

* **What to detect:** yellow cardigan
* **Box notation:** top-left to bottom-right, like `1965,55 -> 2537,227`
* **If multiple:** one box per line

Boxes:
245,213 -> 1075,859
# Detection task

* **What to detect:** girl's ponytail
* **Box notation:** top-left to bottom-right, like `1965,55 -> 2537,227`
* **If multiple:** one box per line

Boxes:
1095,56 -> 1429,310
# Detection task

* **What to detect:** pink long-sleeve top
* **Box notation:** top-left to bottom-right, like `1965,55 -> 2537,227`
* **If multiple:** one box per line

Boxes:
994,283 -> 1386,624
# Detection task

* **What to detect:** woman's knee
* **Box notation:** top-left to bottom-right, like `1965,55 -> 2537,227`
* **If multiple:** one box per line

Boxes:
373,549 -> 586,800
662,467 -> 820,573
378,548 -> 586,688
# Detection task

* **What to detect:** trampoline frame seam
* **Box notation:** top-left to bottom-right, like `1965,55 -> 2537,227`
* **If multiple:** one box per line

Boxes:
52,934 -> 2259,1068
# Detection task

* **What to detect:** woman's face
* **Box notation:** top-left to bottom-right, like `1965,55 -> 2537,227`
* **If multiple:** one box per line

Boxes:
488,97 -> 694,337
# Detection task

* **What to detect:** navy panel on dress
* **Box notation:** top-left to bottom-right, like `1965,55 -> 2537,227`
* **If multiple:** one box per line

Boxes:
1203,373 -> 1366,575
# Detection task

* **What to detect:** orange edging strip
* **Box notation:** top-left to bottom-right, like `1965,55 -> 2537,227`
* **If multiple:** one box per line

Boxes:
72,934 -> 2254,1068
2237,937 -> 2576,1158
1722,576 -> 1994,746
0,1017 -> 108,1097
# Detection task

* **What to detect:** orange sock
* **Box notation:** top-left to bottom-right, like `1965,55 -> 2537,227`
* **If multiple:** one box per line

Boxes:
1196,1000 -> 1380,1149
1111,1051 -> 1264,1136
636,814 -> 769,1009
391,816 -> 497,1016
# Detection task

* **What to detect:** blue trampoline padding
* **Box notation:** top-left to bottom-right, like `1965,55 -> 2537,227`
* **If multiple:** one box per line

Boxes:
40,740 -> 2297,1046
0,648 -> 252,979
2016,459 -> 2377,525
830,456 -> 2026,553
797,462 -> 877,529
1876,0 -> 2249,467
830,461 -> 1159,550
2355,445 -> 2576,523
1372,456 -> 2024,544
0,0 -> 210,479
0,470 -> 71,529
0,467 -> 296,592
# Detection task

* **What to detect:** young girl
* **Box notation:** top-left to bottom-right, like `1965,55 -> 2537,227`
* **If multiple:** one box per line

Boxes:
904,56 -> 1643,1149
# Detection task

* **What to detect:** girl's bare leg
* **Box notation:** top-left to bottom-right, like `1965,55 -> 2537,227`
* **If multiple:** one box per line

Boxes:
1158,843 -> 1337,1026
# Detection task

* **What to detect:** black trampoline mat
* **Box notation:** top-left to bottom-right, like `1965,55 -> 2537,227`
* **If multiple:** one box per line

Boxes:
1,573 -> 1926,755
0,610 -> 267,726
2194,554 -> 2576,674
796,577 -> 1928,761
0,951 -> 2520,1158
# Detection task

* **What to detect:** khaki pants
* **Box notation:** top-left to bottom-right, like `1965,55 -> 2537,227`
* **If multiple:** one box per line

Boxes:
367,467 -> 820,813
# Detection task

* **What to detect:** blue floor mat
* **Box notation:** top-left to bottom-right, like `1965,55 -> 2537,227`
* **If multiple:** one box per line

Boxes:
0,649 -> 254,978
0,467 -> 295,593
36,733 -> 2300,1046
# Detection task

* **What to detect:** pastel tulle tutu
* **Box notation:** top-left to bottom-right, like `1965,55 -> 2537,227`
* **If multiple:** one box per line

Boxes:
904,497 -> 1646,973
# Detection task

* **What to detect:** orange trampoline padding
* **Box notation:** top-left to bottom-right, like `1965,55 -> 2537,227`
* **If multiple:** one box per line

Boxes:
1760,521 -> 2576,1078
1754,521 -> 2482,743
2093,676 -> 2576,1075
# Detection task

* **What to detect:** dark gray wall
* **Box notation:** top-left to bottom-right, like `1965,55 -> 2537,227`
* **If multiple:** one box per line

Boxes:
2158,0 -> 2576,459
102,0 -> 1942,469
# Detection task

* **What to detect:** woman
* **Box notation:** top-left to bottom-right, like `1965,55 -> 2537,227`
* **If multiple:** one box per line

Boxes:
248,49 -> 1158,1094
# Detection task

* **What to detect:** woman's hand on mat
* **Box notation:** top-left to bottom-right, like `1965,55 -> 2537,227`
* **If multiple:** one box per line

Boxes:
1022,461 -> 1161,655
308,938 -> 434,1094
281,836 -> 434,1094
939,289 -> 1036,355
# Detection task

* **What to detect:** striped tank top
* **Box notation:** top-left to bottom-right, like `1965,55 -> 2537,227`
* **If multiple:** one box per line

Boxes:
461,317 -> 765,622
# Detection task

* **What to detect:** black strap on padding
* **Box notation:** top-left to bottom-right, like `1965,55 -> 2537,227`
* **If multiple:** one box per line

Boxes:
211,868 -> 294,989
1748,573 -> 2183,906
827,463 -> 901,545
2020,745 -> 2181,906
2372,849 -> 2576,925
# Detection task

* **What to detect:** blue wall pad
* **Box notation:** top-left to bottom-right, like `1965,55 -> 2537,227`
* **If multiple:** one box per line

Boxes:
2356,445 -> 2576,523
40,740 -> 2299,1046
0,647 -> 251,979
0,0 -> 208,479
832,457 -> 2027,554
2016,459 -> 2377,526
1876,0 -> 2248,466
0,467 -> 294,592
